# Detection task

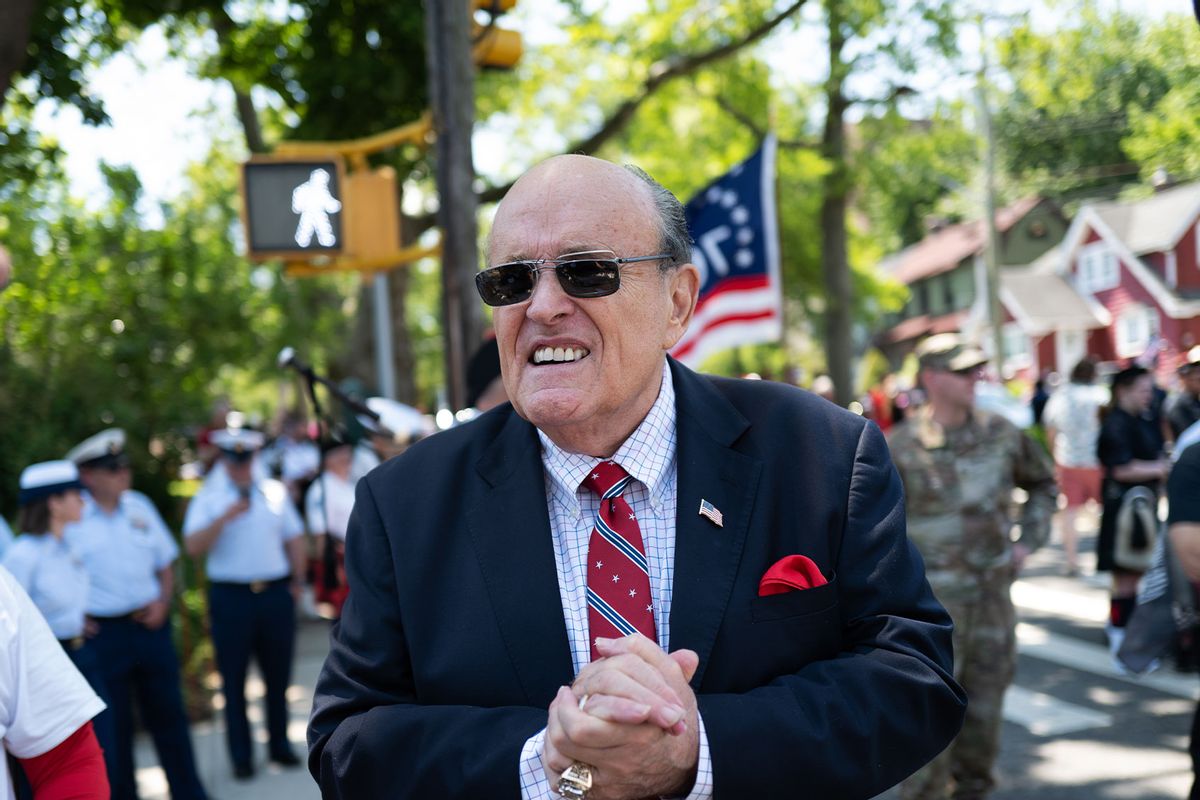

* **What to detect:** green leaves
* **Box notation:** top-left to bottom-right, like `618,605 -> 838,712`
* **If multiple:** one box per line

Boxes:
995,9 -> 1200,200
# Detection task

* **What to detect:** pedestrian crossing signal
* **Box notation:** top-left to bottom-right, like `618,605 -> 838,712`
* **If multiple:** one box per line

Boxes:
240,157 -> 346,261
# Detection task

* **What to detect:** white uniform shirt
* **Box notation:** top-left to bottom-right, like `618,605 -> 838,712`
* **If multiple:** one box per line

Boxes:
274,438 -> 321,484
304,474 -> 355,541
0,519 -> 12,560
65,491 -> 179,617
2,535 -> 90,639
1043,382 -> 1109,468
0,566 -> 105,800
183,472 -> 303,583
349,443 -> 381,485
517,361 -> 713,799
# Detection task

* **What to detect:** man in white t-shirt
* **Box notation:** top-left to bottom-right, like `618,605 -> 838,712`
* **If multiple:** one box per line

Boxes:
0,565 -> 108,799
1043,356 -> 1109,576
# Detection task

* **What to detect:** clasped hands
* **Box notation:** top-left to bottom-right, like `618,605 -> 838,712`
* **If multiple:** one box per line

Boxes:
542,634 -> 700,800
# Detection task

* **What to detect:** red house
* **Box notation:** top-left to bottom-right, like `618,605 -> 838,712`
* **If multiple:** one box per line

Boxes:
1010,182 -> 1200,380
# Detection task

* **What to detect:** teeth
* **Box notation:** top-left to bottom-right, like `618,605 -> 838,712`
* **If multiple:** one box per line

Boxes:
533,346 -> 589,364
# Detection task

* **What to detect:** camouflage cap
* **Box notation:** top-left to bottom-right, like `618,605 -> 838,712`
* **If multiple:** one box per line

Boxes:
915,333 -> 989,373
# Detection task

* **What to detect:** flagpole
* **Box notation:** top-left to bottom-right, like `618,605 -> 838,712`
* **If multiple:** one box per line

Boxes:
767,98 -> 785,354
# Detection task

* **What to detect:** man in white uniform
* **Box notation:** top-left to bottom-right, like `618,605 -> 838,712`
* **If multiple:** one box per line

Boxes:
184,427 -> 306,780
64,428 -> 208,800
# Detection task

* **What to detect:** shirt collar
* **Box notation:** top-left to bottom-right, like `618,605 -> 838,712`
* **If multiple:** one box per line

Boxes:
539,360 -> 677,512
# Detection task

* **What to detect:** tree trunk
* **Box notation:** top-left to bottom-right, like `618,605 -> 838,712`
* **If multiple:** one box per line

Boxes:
0,0 -> 37,114
233,90 -> 267,154
820,2 -> 854,408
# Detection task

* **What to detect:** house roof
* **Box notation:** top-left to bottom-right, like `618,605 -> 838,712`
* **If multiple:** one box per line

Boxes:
880,310 -> 971,344
884,196 -> 1045,285
1058,181 -> 1200,320
999,265 -> 1107,335
1089,182 -> 1200,255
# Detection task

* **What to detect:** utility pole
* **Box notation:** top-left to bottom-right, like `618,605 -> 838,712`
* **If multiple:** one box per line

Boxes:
425,0 -> 485,411
977,16 -> 1006,376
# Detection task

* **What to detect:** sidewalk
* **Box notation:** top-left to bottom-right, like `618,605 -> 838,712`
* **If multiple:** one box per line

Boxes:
134,618 -> 332,800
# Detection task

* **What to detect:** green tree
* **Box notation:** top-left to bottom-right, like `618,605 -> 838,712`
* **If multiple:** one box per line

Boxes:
0,145 -> 354,518
994,8 -> 1198,202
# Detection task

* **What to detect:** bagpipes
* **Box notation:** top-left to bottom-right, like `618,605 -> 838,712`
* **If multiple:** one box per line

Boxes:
277,347 -> 429,594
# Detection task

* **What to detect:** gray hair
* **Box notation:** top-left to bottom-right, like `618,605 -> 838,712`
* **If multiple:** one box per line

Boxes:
622,164 -> 692,271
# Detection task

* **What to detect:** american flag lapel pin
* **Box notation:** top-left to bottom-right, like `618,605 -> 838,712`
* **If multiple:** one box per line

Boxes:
698,499 -> 724,528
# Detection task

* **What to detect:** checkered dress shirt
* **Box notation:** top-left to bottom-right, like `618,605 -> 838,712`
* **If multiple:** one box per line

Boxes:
518,360 -> 714,799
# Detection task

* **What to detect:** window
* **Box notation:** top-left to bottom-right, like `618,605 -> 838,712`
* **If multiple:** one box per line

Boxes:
927,275 -> 946,314
1077,242 -> 1120,293
1166,251 -> 1178,288
1002,322 -> 1030,368
1115,304 -> 1160,359
915,281 -> 929,314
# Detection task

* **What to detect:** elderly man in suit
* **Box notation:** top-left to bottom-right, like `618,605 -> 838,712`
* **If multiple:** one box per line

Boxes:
308,155 -> 965,800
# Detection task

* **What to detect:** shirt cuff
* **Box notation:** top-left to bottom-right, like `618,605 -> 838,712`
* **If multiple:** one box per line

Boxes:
518,727 -> 557,800
517,714 -> 714,800
681,711 -> 714,800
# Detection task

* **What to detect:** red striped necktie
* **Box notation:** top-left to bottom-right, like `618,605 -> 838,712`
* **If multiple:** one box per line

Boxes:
583,460 -> 656,661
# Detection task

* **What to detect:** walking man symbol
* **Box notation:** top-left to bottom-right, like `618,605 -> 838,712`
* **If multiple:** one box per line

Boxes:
292,169 -> 342,247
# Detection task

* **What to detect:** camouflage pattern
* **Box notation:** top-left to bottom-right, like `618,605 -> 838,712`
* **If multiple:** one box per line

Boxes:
889,406 -> 1057,800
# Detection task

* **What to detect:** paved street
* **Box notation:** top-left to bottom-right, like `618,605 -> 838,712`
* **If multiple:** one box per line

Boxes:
134,617 -> 330,800
131,515 -> 1195,799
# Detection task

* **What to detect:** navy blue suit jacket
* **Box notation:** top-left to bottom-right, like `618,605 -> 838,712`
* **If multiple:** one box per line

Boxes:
308,359 -> 965,798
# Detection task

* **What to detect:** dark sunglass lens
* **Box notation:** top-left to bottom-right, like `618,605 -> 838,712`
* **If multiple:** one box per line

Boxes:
476,264 -> 534,306
558,260 -> 619,297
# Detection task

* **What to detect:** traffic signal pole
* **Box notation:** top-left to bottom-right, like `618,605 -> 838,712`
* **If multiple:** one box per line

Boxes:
424,0 -> 484,412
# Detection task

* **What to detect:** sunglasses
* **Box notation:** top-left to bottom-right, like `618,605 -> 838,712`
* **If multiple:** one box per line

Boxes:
474,251 -> 672,307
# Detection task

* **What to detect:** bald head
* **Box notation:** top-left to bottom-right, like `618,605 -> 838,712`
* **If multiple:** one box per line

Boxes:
490,155 -> 658,262
490,155 -> 691,269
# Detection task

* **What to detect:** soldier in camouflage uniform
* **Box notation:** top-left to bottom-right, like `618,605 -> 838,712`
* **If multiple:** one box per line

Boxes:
889,334 -> 1057,800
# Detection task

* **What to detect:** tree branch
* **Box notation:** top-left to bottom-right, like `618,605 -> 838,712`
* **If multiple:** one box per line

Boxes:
711,94 -> 817,150
411,0 -> 808,233
210,7 -> 267,154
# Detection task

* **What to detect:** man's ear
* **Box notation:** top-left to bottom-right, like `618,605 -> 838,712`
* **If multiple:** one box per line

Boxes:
662,264 -> 700,350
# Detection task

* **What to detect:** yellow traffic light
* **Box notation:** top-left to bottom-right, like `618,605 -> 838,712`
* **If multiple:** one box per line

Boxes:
471,0 -> 517,12
473,25 -> 522,70
470,0 -> 521,70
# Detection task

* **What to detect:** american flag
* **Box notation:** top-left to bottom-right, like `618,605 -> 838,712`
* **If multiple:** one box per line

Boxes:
670,135 -> 782,366
698,499 -> 724,528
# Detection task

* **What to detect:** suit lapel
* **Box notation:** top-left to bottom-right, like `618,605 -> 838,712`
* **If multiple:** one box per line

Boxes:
668,360 -> 762,688
467,411 -> 574,707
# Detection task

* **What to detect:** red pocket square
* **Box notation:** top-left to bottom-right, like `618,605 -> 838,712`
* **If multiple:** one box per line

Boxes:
758,555 -> 828,596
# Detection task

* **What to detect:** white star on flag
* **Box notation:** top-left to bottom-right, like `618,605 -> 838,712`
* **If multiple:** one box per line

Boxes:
628,589 -> 637,597
595,561 -> 604,569
645,604 -> 653,612
628,513 -> 636,520
611,574 -> 620,583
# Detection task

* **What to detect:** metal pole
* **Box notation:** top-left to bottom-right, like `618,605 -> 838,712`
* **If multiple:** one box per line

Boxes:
977,17 -> 1006,376
373,272 -> 397,399
425,0 -> 483,411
